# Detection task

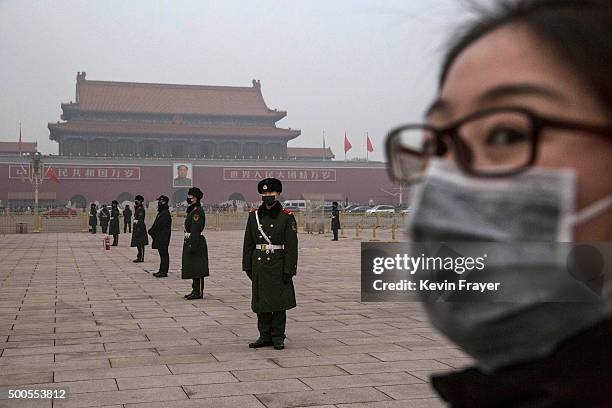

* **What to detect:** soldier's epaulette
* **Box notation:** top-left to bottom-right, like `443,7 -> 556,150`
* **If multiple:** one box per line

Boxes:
249,208 -> 258,213
282,209 -> 293,215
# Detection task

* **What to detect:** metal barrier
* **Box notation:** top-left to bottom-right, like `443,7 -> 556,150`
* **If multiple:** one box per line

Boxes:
0,211 -> 410,234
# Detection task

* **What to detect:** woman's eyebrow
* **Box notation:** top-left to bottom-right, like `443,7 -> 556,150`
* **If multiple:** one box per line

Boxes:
424,99 -> 450,118
476,83 -> 565,104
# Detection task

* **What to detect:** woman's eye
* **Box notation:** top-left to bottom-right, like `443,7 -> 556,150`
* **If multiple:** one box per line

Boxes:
485,127 -> 528,146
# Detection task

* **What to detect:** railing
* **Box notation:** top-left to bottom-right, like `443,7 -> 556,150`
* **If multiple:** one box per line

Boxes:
0,211 -> 409,235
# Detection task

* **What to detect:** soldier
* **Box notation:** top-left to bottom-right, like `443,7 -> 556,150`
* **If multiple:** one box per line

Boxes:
182,187 -> 209,300
148,195 -> 172,278
130,195 -> 148,262
243,178 -> 297,350
123,204 -> 132,233
109,200 -> 120,246
89,203 -> 98,234
331,201 -> 340,241
99,204 -> 110,234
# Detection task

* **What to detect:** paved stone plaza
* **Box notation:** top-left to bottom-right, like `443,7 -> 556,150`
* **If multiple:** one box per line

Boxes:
0,230 -> 470,408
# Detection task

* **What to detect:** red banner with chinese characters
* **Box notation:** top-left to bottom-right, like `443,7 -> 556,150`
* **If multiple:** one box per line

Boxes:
9,165 -> 141,180
223,168 -> 336,182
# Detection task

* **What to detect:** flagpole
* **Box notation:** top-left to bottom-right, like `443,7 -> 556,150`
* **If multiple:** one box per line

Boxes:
366,132 -> 369,162
322,129 -> 326,161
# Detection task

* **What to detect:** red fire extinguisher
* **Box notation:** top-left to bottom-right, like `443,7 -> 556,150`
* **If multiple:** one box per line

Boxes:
103,236 -> 111,250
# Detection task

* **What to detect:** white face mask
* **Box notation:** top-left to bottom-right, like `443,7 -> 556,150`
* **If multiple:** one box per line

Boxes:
407,159 -> 610,372
409,159 -> 612,243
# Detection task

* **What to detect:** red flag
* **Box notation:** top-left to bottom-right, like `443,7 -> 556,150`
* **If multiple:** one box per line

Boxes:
344,133 -> 352,153
45,166 -> 60,184
367,134 -> 374,153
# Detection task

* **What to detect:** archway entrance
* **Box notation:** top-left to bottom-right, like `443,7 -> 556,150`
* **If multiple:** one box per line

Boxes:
70,194 -> 87,208
172,189 -> 188,206
228,192 -> 246,202
117,192 -> 134,203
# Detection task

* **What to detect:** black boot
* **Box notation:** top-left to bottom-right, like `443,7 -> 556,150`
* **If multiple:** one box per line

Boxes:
183,291 -> 195,299
185,278 -> 203,299
153,272 -> 167,278
273,338 -> 285,350
249,338 -> 273,348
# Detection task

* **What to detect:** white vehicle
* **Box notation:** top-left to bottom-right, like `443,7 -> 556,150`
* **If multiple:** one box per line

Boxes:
366,205 -> 396,214
282,200 -> 308,211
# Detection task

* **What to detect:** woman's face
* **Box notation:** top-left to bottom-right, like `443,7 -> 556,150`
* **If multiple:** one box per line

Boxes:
428,23 -> 611,241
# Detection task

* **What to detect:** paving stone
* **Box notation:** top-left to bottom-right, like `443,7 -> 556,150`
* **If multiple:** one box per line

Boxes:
117,371 -> 237,390
184,378 -> 310,398
256,387 -> 391,408
52,387 -> 188,408
301,372 -> 423,390
54,365 -> 171,382
125,395 -> 266,408
232,365 -> 347,381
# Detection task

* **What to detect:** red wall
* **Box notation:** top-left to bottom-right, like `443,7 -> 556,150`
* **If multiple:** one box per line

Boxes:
0,161 -> 402,206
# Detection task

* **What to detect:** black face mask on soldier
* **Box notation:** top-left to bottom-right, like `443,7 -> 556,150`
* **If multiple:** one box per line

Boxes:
262,195 -> 276,206
186,197 -> 192,205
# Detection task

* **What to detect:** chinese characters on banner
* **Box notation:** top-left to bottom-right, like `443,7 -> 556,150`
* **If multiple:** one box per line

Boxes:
9,165 -> 141,180
223,168 -> 336,182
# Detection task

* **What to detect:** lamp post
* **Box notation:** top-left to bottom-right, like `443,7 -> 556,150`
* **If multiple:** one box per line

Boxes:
29,151 -> 44,232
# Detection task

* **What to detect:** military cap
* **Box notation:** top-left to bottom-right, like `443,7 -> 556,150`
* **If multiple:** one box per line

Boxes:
332,201 -> 339,206
111,200 -> 118,205
187,187 -> 204,199
156,195 -> 169,202
135,195 -> 144,202
258,178 -> 282,193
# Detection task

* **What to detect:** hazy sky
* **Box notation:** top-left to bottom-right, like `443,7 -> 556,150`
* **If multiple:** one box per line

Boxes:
0,0 -> 471,161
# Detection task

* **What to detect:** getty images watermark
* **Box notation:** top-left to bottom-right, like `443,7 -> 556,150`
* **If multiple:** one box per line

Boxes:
361,242 -> 611,303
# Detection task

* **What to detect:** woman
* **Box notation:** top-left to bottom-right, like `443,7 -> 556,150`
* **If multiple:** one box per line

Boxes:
182,187 -> 209,300
386,0 -> 611,405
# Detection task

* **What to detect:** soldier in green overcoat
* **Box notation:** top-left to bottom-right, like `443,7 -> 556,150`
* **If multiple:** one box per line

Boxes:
109,200 -> 120,246
182,187 -> 209,300
130,195 -> 148,262
242,178 -> 298,350
89,203 -> 98,234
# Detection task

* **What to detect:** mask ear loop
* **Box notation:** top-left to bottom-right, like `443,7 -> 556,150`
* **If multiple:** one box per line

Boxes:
557,169 -> 576,242
570,195 -> 612,227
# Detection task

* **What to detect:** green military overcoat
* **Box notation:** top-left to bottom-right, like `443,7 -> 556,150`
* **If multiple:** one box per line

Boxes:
130,205 -> 148,247
242,202 -> 298,313
108,207 -> 120,235
181,204 -> 209,279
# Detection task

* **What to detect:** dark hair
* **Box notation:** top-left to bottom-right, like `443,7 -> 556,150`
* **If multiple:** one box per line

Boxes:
440,0 -> 612,113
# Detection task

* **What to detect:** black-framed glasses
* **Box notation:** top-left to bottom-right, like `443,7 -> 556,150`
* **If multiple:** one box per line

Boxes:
385,106 -> 612,181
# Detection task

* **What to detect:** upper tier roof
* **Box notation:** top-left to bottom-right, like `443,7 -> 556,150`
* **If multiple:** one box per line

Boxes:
63,73 -> 286,118
287,147 -> 335,159
48,121 -> 300,140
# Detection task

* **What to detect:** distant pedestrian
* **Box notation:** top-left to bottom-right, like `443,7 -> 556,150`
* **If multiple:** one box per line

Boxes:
331,201 -> 340,241
148,195 -> 172,278
130,195 -> 148,262
123,204 -> 132,233
109,200 -> 120,246
99,205 -> 110,234
89,203 -> 97,234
